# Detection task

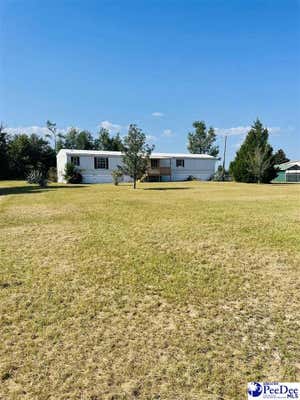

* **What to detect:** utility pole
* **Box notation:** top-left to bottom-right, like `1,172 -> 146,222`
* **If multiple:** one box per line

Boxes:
222,135 -> 227,181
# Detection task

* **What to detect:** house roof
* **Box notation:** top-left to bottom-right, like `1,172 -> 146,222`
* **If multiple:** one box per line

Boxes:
276,160 -> 300,170
150,152 -> 217,159
57,149 -> 218,160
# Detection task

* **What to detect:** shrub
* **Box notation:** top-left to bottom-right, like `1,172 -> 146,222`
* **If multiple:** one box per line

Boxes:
48,167 -> 57,182
111,168 -> 123,185
186,175 -> 197,181
26,170 -> 48,187
64,162 -> 83,184
213,166 -> 231,181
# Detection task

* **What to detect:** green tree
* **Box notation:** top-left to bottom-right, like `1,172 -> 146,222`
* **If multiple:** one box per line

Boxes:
0,124 -> 10,179
230,119 -> 277,183
94,128 -> 111,150
187,121 -> 219,157
120,124 -> 153,189
46,120 -> 65,153
8,134 -> 56,179
76,130 -> 94,150
111,132 -> 124,151
63,128 -> 77,149
63,128 -> 94,150
273,148 -> 290,165
94,128 -> 124,151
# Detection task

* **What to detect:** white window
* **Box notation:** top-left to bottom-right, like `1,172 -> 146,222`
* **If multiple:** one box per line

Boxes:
94,157 -> 109,169
176,159 -> 185,168
71,156 -> 80,166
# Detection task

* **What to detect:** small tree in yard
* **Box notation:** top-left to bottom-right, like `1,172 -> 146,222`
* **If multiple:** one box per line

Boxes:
121,124 -> 154,189
64,162 -> 82,184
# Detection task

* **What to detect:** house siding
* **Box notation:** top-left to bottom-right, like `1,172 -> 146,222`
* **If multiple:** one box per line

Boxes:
170,158 -> 215,181
57,150 -> 217,184
57,151 -> 67,183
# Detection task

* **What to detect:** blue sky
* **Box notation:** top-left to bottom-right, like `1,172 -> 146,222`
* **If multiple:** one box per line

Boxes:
1,0 -> 299,165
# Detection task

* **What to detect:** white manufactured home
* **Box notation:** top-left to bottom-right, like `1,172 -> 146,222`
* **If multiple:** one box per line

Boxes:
57,149 -> 217,184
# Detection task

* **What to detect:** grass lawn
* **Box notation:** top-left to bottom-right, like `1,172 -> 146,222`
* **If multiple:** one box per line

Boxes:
0,180 -> 299,400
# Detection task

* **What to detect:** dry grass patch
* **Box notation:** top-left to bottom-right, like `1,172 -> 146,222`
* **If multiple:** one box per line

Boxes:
0,181 -> 299,399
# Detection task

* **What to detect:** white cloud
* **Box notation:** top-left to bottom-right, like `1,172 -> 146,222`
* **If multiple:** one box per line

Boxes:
5,122 -> 125,138
99,120 -> 122,133
6,126 -> 72,139
6,126 -> 51,136
162,129 -> 173,137
215,126 -> 251,136
216,125 -> 281,136
152,112 -> 164,117
5,125 -> 74,138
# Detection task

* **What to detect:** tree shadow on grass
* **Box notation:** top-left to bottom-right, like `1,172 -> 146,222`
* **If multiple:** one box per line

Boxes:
143,187 -> 192,191
0,185 -> 87,196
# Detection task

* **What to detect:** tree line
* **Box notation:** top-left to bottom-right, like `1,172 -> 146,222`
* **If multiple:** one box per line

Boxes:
0,123 -> 124,180
0,126 -> 56,180
45,121 -> 125,153
0,118 -> 289,184
183,118 -> 289,183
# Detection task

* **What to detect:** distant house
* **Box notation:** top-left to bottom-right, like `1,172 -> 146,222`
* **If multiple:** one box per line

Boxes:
57,149 -> 217,184
273,160 -> 300,183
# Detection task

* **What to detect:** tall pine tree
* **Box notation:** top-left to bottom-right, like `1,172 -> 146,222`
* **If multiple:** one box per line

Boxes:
230,119 -> 277,183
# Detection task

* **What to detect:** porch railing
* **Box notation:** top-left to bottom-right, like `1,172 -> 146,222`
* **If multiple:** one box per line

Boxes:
147,167 -> 171,176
